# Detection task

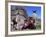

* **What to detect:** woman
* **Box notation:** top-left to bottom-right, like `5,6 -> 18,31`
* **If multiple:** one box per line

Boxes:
22,17 -> 36,30
27,17 -> 36,29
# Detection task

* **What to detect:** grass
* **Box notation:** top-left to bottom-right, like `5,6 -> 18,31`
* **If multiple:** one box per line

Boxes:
35,24 -> 41,30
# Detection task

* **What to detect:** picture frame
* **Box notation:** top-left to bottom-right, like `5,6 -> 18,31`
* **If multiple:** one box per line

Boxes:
5,1 -> 45,36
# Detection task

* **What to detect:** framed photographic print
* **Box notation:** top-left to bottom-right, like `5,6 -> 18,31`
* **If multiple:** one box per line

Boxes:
8,1 -> 45,35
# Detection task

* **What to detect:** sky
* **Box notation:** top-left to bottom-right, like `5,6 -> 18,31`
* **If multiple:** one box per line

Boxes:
24,6 -> 41,17
11,6 -> 41,18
